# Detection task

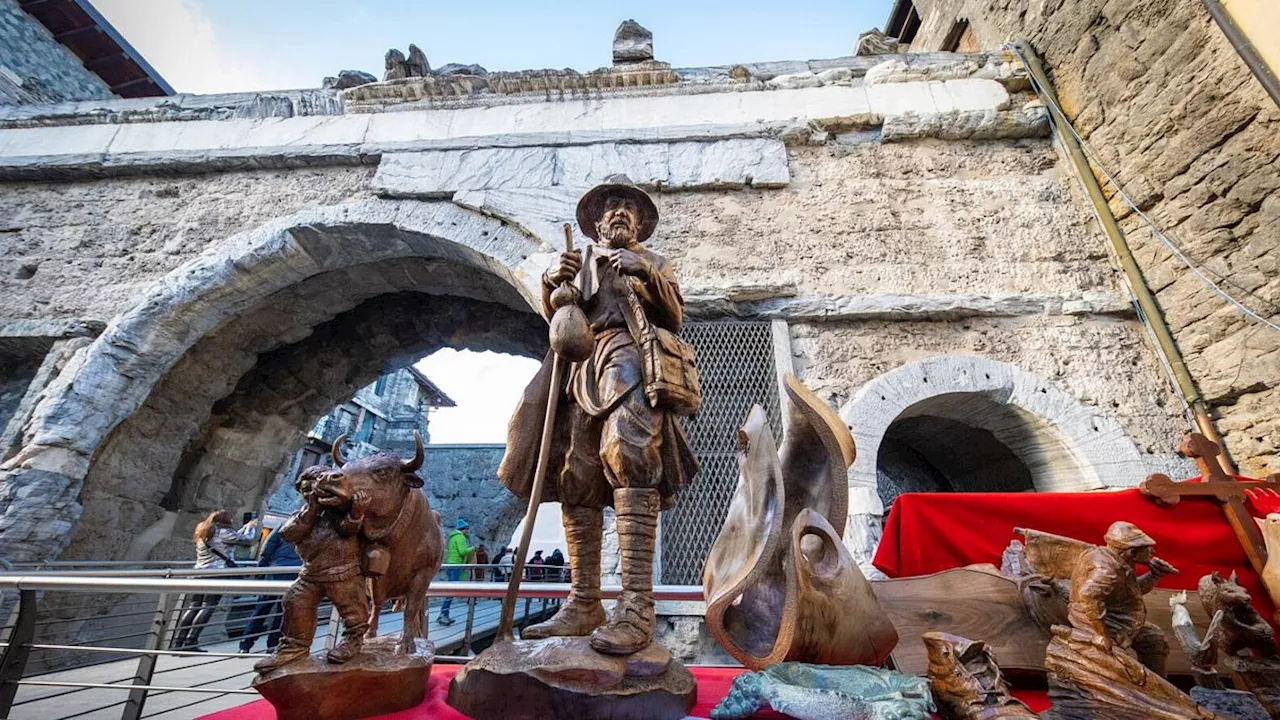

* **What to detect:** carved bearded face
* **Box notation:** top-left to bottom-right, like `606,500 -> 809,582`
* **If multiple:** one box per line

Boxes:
595,195 -> 641,248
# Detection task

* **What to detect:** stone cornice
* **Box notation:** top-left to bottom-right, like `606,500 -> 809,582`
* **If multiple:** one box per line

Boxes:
0,51 -> 1027,129
684,292 -> 1134,321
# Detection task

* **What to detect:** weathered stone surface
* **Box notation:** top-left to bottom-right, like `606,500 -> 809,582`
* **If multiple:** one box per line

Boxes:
322,70 -> 377,90
435,63 -> 488,77
684,291 -> 1126,321
371,139 -> 791,223
423,444 -> 524,557
902,0 -> 1280,475
856,29 -> 901,56
613,20 -> 654,64
882,109 -> 1049,141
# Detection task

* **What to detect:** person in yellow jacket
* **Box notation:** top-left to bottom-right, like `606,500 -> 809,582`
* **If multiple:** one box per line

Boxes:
437,518 -> 477,626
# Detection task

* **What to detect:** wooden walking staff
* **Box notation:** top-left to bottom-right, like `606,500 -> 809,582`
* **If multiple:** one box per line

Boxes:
497,223 -> 593,641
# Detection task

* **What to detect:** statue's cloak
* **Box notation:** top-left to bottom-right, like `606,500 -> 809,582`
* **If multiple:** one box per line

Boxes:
497,349 -> 697,511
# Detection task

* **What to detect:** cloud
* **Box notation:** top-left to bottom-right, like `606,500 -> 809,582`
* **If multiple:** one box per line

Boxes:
91,0 -> 285,94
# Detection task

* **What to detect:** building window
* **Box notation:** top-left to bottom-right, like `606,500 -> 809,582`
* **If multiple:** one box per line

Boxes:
942,20 -> 980,52
373,375 -> 388,396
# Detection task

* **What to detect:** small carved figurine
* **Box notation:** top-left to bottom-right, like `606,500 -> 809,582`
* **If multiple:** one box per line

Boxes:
1193,572 -> 1280,717
254,465 -> 370,673
1015,522 -> 1175,676
923,632 -> 1037,719
254,432 -> 442,673
1037,522 -> 1221,720
710,663 -> 933,720
1170,590 -> 1223,688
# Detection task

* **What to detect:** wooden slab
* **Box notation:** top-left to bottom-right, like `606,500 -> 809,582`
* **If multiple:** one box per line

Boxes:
872,566 -> 1216,677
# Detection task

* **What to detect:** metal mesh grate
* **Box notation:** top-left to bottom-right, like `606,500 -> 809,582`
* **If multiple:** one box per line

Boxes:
660,321 -> 782,585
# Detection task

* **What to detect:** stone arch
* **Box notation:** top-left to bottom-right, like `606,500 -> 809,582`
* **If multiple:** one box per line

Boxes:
0,199 -> 553,562
840,355 -> 1151,519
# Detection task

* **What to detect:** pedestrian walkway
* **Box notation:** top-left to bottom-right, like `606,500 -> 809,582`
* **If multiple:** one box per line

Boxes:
7,597 -> 555,719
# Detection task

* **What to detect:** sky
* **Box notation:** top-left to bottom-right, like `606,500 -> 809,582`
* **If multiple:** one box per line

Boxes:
414,349 -> 541,444
91,0 -> 896,95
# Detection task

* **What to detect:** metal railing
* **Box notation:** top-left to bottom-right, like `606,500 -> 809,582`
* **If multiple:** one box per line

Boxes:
0,568 -> 702,720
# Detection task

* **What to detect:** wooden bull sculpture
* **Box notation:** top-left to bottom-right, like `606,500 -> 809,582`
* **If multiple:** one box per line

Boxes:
324,430 -> 444,651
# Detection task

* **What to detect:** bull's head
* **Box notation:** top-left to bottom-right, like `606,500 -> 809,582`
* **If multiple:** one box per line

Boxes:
313,431 -> 425,508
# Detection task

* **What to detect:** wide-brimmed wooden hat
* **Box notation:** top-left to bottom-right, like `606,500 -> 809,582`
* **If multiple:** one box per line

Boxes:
575,174 -> 658,242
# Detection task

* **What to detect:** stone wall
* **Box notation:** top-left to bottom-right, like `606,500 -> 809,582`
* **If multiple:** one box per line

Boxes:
0,48 -> 1203,568
0,168 -> 374,321
425,444 -> 524,558
902,0 -> 1280,475
0,0 -> 111,105
652,145 -> 1189,467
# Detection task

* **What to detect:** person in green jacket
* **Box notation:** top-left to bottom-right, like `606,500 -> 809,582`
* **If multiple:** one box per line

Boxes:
437,518 -> 477,626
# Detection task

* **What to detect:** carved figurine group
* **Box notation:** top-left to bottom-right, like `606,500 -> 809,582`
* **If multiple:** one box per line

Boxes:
238,176 -> 1280,720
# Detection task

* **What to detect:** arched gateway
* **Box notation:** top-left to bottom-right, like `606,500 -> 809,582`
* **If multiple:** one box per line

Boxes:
0,199 -> 552,563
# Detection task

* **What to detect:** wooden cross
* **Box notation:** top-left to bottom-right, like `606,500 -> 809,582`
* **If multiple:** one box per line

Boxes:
1139,432 -> 1280,576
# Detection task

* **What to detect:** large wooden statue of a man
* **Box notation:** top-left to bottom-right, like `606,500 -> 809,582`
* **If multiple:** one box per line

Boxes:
499,175 -> 699,656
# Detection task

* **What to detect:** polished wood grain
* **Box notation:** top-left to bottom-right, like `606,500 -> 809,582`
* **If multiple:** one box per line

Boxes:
704,374 -> 895,670
874,567 -> 1216,677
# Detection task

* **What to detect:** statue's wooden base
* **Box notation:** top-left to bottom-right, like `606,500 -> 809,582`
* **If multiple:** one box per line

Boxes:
446,637 -> 696,720
1043,626 -> 1220,720
252,636 -> 433,720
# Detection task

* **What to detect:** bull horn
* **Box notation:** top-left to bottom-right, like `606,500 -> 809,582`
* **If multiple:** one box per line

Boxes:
403,430 -> 424,472
332,434 -> 348,467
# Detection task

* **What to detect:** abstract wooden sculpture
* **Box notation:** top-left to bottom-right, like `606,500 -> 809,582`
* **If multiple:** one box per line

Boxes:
252,432 -> 442,720
923,631 -> 1038,719
703,374 -> 897,670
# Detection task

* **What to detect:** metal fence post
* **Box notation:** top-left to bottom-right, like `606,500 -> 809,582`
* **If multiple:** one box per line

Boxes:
461,598 -> 477,656
325,605 -> 341,650
0,589 -> 37,716
122,592 -> 174,720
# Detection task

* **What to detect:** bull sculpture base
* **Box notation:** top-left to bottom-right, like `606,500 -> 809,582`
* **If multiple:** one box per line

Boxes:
447,638 -> 696,720
253,636 -> 433,720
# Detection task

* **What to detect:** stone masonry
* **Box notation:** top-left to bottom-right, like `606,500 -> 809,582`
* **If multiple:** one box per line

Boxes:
896,0 -> 1280,476
0,46 -> 1198,573
0,0 -> 111,105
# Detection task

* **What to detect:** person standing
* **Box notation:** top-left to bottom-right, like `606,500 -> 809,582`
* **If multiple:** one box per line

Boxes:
496,546 -> 514,582
171,510 -> 257,651
238,526 -> 302,654
546,548 -> 567,582
436,518 -> 477,626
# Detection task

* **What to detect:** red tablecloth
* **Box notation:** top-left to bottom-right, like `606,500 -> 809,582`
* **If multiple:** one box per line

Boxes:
873,488 -> 1275,619
198,664 -> 1051,719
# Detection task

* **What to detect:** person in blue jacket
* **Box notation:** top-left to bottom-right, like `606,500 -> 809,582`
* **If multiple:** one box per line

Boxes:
239,527 -> 302,653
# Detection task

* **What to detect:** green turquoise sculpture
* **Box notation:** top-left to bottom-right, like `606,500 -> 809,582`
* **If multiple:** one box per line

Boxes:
710,663 -> 934,720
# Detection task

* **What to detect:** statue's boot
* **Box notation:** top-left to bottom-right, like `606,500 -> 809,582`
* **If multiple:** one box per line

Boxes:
326,634 -> 363,664
253,639 -> 310,673
522,505 -> 606,639
591,488 -> 658,656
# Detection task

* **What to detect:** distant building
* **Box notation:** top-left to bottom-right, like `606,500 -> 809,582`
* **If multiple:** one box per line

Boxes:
264,367 -> 455,516
0,0 -> 171,105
